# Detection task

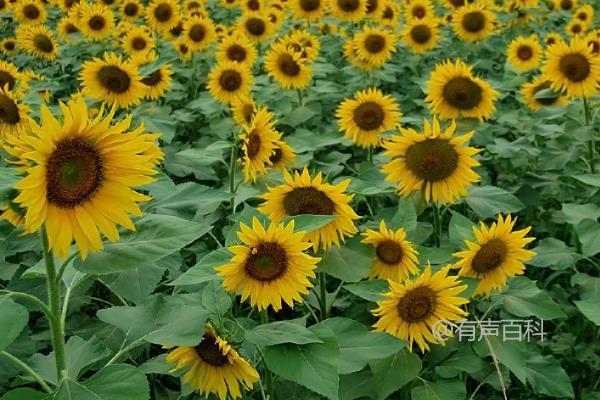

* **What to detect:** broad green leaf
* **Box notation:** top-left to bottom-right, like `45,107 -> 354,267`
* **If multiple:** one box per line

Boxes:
75,214 -> 211,274
0,167 -> 20,200
390,198 -> 417,232
169,247 -> 229,286
466,186 -> 524,218
245,321 -> 323,346
321,318 -> 404,374
410,379 -> 466,400
474,336 -> 527,384
494,277 -> 566,320
573,174 -> 600,187
574,300 -> 600,325
435,344 -> 487,378
576,219 -> 600,257
338,370 -> 377,400
369,349 -> 421,400
201,280 -> 232,320
103,263 -> 165,304
448,211 -> 474,249
151,183 -> 230,219
319,236 -> 374,282
0,297 -> 28,351
343,280 -> 388,302
572,273 -> 600,325
1,389 -> 47,400
283,214 -> 336,233
562,203 -> 600,225
525,348 -> 574,398
528,238 -> 576,270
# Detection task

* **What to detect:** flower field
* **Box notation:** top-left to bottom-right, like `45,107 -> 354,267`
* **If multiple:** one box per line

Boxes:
0,0 -> 599,398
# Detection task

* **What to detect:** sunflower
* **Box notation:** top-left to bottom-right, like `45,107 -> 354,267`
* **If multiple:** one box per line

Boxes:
352,26 -> 396,68
12,94 -> 162,259
507,35 -> 543,72
55,0 -> 80,11
378,0 -> 400,28
164,19 -> 184,41
289,0 -> 326,20
174,39 -> 192,60
336,88 -> 401,148
120,0 -> 143,20
585,31 -> 599,56
146,0 -> 179,32
264,42 -> 312,90
328,0 -> 367,21
574,3 -> 593,23
544,31 -> 564,47
0,86 -> 31,140
79,3 -> 114,41
280,30 -> 321,62
221,0 -> 240,8
453,4 -> 496,42
521,75 -> 569,111
0,60 -> 22,92
231,96 -> 256,126
453,215 -> 535,296
141,65 -> 173,100
405,0 -> 434,21
57,16 -> 80,43
0,0 -> 11,12
343,38 -> 376,71
182,16 -> 216,52
552,0 -> 576,11
0,204 -> 23,228
373,266 -> 468,352
362,220 -> 419,282
541,37 -> 600,98
566,19 -> 587,37
122,25 -> 155,56
442,0 -> 467,9
270,139 -> 296,171
425,59 -> 499,120
0,38 -> 17,56
80,53 -> 145,108
238,12 -> 273,43
16,24 -> 59,61
259,168 -> 359,251
381,118 -> 480,204
403,18 -> 440,53
166,325 -> 259,400
217,217 -> 320,311
184,0 -> 204,11
207,61 -> 253,104
240,107 -> 280,182
216,34 -> 257,67
13,0 -> 46,25
241,0 -> 263,12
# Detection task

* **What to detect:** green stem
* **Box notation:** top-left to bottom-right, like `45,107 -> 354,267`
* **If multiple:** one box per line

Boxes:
583,97 -> 595,173
259,311 -> 274,399
41,230 -> 67,381
0,290 -> 52,319
229,137 -> 237,215
55,252 -> 79,283
368,147 -> 373,164
0,351 -> 53,393
297,89 -> 303,107
318,273 -> 327,321
432,203 -> 441,247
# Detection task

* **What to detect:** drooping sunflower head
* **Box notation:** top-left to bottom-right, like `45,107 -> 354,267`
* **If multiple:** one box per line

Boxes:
453,3 -> 496,42
122,25 -> 155,55
290,0 -> 326,21
336,87 -> 402,148
405,0 -> 434,21
166,325 -> 259,400
120,0 -> 143,20
403,17 -> 440,53
352,26 -> 397,68
12,94 -> 162,259
372,266 -> 469,352
217,218 -> 320,311
239,107 -> 280,182
146,0 -> 179,32
507,35 -> 543,72
14,0 -> 47,25
521,75 -> 569,111
381,117 -> 481,204
217,34 -> 258,66
182,16 -> 216,51
238,11 -> 273,43
328,0 -> 367,22
207,61 -> 253,104
16,24 -> 59,61
425,58 -> 499,120
0,86 -> 31,140
453,214 -> 535,296
141,65 -> 173,100
264,42 -> 312,90
541,37 -> 600,98
259,168 -> 360,251
80,52 -> 145,108
0,38 -> 17,56
79,3 -> 115,40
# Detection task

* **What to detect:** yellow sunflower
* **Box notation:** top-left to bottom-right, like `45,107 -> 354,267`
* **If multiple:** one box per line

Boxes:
146,0 -> 179,32
279,30 -> 321,63
12,94 -> 162,259
372,266 -> 469,352
552,0 -> 576,11
377,0 -> 401,28
269,139 -> 296,171
122,25 -> 155,56
174,39 -> 192,60
240,107 -> 280,182
328,0 -> 367,21
405,0 -> 434,21
141,65 -> 173,100
0,204 -> 23,228
230,96 -> 256,126
184,0 -> 205,11
453,214 -> 535,296
216,34 -> 257,67
259,168 -> 359,251
264,42 -> 312,90
574,4 -> 593,23
365,0 -> 382,18
238,12 -> 273,43
120,0 -> 143,20
521,75 -> 569,111
0,0 -> 11,13
336,88 -> 401,148
0,38 -> 17,56
425,58 -> 499,120
166,325 -> 259,400
566,19 -> 587,37
453,4 -> 496,42
442,0 -> 468,9
16,24 -> 59,61
289,0 -> 326,21
403,17 -> 440,53
207,61 -> 253,104
80,53 -> 145,108
352,26 -> 397,68
585,31 -> 599,56
343,38 -> 377,71
381,118 -> 480,204
182,16 -> 216,52
541,37 -> 600,98
240,0 -> 263,12
13,0 -> 46,25
217,218 -> 320,311
507,35 -> 543,72
57,16 -> 80,43
221,0 -> 240,8
361,220 -> 419,282
544,31 -> 564,48
0,60 -> 22,91
79,3 -> 114,40
0,86 -> 31,140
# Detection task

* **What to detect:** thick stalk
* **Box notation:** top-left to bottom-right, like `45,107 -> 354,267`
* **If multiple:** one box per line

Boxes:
318,273 -> 327,321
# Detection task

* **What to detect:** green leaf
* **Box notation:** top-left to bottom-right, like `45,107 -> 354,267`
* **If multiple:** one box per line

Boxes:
574,300 -> 600,325
0,167 -> 20,200
283,214 -> 337,233
321,318 -> 404,374
390,198 -> 417,232
74,214 -> 212,274
103,263 -> 165,304
343,280 -> 388,302
0,297 -> 28,351
245,321 -> 324,346
573,174 -> 600,187
576,219 -> 600,257
369,349 -> 422,400
1,389 -> 48,400
534,87 -> 561,101
562,203 -> 600,226
494,277 -> 566,320
338,370 -> 377,400
528,238 -> 576,270
448,211 -> 475,249
319,236 -> 374,282
152,183 -> 230,219
435,344 -> 487,378
525,348 -> 574,398
169,247 -> 229,286
466,186 -> 525,218
410,379 -> 466,400
201,280 -> 232,320
474,337 -> 527,384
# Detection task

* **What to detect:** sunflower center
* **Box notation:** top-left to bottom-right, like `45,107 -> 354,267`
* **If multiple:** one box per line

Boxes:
23,4 -> 40,19
571,24 -> 582,34
364,34 -> 385,54
195,333 -> 229,366
65,23 -> 79,33
64,0 -> 77,8
0,71 -> 16,91
517,45 -> 532,60
154,3 -> 173,22
366,0 -> 377,13
88,15 -> 106,31
405,139 -> 459,182
98,65 -> 131,93
353,102 -> 384,130
4,41 -> 15,50
178,43 -> 189,54
577,11 -> 586,20
533,81 -> 559,105
189,24 -> 206,42
247,0 -> 260,10
462,11 -> 485,33
102,0 -> 115,5
246,131 -> 261,158
337,0 -> 359,12
245,242 -> 288,281
382,5 -> 393,18
170,22 -> 183,37
124,3 -> 138,15
412,5 -> 425,18
33,34 -> 54,53
559,0 -> 572,10
132,37 -> 147,50
141,69 -> 162,86
410,24 -> 431,44
227,44 -> 247,62
283,187 -> 335,215
219,70 -> 242,92
471,238 -> 507,273
449,0 -> 464,6
0,93 -> 20,124
245,17 -> 265,36
187,0 -> 200,8
397,286 -> 436,323
376,240 -> 403,264
589,40 -> 600,55
559,53 -> 590,82
277,53 -> 301,77
442,77 -> 482,110
46,138 -> 104,207
300,0 -> 320,11
546,37 -> 555,46
269,147 -> 282,164
241,103 -> 254,123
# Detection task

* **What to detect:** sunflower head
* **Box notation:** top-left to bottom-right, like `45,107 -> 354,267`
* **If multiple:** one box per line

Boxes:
0,86 -> 32,140
521,75 -> 569,111
507,35 -> 543,72
121,0 -> 143,19
352,26 -> 397,68
239,12 -> 273,43
79,3 -> 115,41
16,24 -> 59,61
0,38 -> 17,56
182,16 -> 216,51
207,61 -> 253,104
141,65 -> 173,100
403,18 -> 440,53
264,42 -> 312,89
453,4 -> 496,42
15,0 -> 47,25
239,107 -> 280,182
328,0 -> 367,22
146,0 -> 180,32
